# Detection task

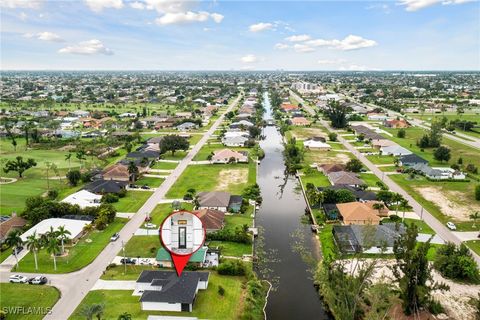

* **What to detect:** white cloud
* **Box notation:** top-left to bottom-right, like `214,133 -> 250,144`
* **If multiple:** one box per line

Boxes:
1,0 -> 43,9
240,54 -> 258,63
293,44 -> 314,53
285,34 -> 311,42
84,0 -> 124,13
396,0 -> 473,11
306,35 -> 377,51
23,31 -> 65,42
318,59 -> 347,65
129,1 -> 145,10
155,11 -> 222,25
58,39 -> 113,55
142,0 -> 191,13
249,22 -> 274,32
19,11 -> 28,20
274,43 -> 289,50
210,13 -> 224,23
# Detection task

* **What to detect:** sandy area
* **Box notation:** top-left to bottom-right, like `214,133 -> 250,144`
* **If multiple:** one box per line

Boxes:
307,150 -> 351,164
415,186 -> 480,221
291,127 -> 327,140
216,168 -> 248,190
342,259 -> 479,320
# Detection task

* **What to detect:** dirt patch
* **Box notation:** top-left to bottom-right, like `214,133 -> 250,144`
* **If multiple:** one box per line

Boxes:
343,259 -> 480,320
291,127 -> 327,140
306,150 -> 351,164
414,186 -> 480,221
216,168 -> 248,190
0,177 -> 17,184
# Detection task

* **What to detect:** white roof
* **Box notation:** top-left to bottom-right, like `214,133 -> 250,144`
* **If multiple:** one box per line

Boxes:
380,145 -> 412,155
21,218 -> 91,241
61,190 -> 102,209
224,131 -> 249,138
303,140 -> 331,148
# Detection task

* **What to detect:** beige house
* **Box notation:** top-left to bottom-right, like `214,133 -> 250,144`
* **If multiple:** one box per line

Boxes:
211,149 -> 248,164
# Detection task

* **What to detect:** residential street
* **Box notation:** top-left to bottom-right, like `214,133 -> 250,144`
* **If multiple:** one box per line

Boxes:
289,90 -> 480,266
0,94 -> 242,320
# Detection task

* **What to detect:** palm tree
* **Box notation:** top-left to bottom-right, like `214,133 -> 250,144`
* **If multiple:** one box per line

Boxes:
470,211 -> 479,228
79,304 -> 97,320
25,231 -> 42,271
400,199 -> 410,222
372,203 -> 385,213
127,161 -> 139,182
45,236 -> 61,271
45,161 -> 52,191
5,229 -> 23,270
391,193 -> 403,216
65,153 -> 72,171
76,150 -> 87,169
57,226 -> 71,254
118,312 -> 132,320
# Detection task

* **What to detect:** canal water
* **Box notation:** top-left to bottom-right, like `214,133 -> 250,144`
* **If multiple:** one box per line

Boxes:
256,92 -> 328,319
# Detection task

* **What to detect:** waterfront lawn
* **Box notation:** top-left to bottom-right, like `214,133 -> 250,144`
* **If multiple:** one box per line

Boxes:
113,191 -> 151,212
149,202 -> 194,226
71,273 -> 245,320
319,224 -> 337,259
224,213 -> 253,231
303,149 -> 353,166
0,283 -> 60,320
465,240 -> 480,256
389,174 -> 479,232
135,176 -> 165,187
299,170 -> 330,187
124,236 -> 160,258
151,161 -> 178,170
16,218 -> 127,273
165,162 -> 256,199
208,241 -> 252,257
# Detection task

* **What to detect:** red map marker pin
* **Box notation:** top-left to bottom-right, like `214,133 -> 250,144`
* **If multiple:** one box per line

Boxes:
159,210 -> 206,277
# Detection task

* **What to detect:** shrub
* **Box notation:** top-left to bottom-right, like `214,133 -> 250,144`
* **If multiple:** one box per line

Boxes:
397,128 -> 406,138
328,132 -> 338,142
434,243 -> 479,283
118,189 -> 127,198
218,285 -> 226,296
476,185 -> 480,201
47,189 -> 58,200
102,193 -> 119,203
66,170 -> 81,186
217,260 -> 246,276
428,299 -> 444,315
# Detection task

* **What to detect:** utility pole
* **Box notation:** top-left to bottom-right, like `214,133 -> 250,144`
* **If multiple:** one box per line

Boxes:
122,240 -> 126,275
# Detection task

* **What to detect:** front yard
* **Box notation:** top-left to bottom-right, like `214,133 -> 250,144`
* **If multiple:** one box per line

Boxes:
113,191 -> 152,212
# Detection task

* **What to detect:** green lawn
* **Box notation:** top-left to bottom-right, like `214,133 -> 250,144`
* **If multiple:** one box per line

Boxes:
149,202 -> 194,226
382,217 -> 435,234
16,218 -> 127,273
165,162 -> 256,199
300,170 -> 331,187
161,150 -> 189,161
100,264 -> 160,280
0,246 -> 12,263
71,273 -> 246,320
208,241 -> 252,257
465,240 -> 480,256
135,176 -> 165,187
224,213 -> 253,231
0,283 -> 60,320
358,173 -> 382,187
319,224 -> 337,259
113,191 -> 151,212
151,161 -> 178,170
366,155 -> 395,165
124,236 -> 160,258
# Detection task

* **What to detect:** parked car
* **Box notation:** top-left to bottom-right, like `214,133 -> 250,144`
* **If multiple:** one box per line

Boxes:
110,233 -> 120,242
28,276 -> 47,285
446,222 -> 457,230
141,185 -> 151,190
129,184 -> 138,189
9,275 -> 28,283
144,223 -> 157,229
12,246 -> 24,255
120,258 -> 136,265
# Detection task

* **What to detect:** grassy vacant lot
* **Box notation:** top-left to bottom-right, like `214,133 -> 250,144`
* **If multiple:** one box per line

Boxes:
165,162 -> 256,199
135,176 -> 165,187
151,161 -> 178,170
193,144 -> 251,161
0,283 -> 60,320
113,191 -> 151,212
16,218 -> 127,273
358,173 -> 382,187
208,241 -> 252,257
465,240 -> 480,256
71,273 -> 246,320
124,236 -> 160,258
390,174 -> 479,231
101,264 -> 159,280
300,170 -> 330,187
161,150 -> 188,161
303,149 -> 353,166
382,127 -> 480,178
319,224 -> 337,259
366,155 -> 395,165
149,202 -> 194,226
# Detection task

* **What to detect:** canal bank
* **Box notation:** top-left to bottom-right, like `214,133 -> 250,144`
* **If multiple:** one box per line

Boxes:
256,91 -> 328,319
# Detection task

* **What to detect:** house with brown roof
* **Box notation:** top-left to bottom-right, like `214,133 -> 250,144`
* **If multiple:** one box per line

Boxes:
318,163 -> 346,175
103,164 -> 131,182
0,215 -> 26,243
327,171 -> 364,187
211,149 -> 248,164
194,208 -> 225,233
281,103 -> 299,112
383,119 -> 409,128
290,117 -> 310,126
335,202 -> 382,225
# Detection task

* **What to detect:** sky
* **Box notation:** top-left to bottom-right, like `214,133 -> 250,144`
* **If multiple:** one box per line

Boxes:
0,0 -> 479,71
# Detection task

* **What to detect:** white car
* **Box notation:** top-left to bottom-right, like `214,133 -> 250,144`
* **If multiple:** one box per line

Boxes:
144,223 -> 157,229
9,275 -> 28,283
446,222 -> 457,230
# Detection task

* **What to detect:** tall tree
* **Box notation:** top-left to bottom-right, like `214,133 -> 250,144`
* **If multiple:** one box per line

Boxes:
5,229 -> 23,270
127,161 -> 139,182
45,236 -> 61,271
25,231 -> 42,271
56,226 -> 71,254
3,156 -> 37,178
76,150 -> 87,169
392,224 -> 448,315
324,100 -> 350,128
159,135 -> 189,156
65,153 -> 72,171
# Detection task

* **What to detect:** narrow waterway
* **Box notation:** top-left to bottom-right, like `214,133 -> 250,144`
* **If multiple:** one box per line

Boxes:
256,91 -> 328,319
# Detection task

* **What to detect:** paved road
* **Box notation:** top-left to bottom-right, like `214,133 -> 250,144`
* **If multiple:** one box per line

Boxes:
0,94 -> 242,320
289,90 -> 480,266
